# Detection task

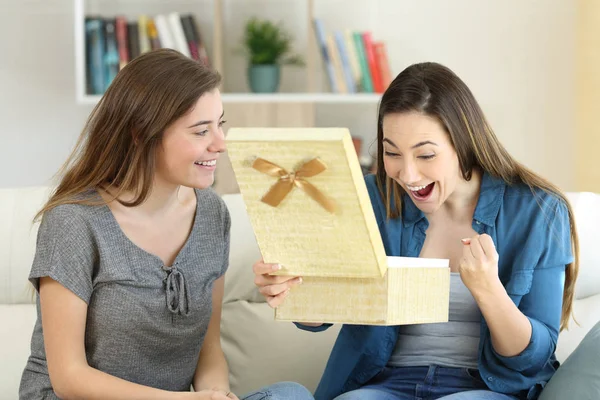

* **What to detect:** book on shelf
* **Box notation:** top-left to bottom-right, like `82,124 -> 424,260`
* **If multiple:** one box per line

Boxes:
84,18 -> 105,95
334,31 -> 356,93
362,32 -> 383,93
312,18 -> 392,95
84,12 -> 209,95
137,15 -> 151,54
225,127 -> 450,325
127,21 -> 141,61
312,19 -> 338,94
325,33 -> 348,94
115,17 -> 129,70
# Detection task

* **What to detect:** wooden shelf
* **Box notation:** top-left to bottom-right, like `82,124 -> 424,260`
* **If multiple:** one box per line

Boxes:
223,93 -> 381,103
73,0 -> 380,106
77,93 -> 382,105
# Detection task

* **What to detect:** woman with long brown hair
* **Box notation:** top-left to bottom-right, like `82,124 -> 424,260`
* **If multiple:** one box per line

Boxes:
19,49 -> 313,400
253,62 -> 578,400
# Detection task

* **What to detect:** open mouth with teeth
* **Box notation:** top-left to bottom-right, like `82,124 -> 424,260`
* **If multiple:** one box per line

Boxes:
194,160 -> 217,168
407,182 -> 435,201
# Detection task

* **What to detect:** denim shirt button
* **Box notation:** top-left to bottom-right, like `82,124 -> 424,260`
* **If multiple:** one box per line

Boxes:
487,377 -> 493,381
476,221 -> 481,225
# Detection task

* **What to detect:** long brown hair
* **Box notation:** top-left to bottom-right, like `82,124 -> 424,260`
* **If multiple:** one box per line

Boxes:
36,49 -> 221,220
375,62 -> 579,331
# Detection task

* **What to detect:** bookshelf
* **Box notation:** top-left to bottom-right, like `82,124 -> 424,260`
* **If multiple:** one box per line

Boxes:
73,0 -> 384,105
73,0 -> 383,195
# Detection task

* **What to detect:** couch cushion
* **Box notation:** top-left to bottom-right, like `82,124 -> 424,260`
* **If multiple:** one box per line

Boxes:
566,192 -> 600,300
540,319 -> 600,400
222,194 -> 268,305
220,194 -> 341,395
0,187 -> 51,305
220,300 -> 339,396
0,304 -> 37,398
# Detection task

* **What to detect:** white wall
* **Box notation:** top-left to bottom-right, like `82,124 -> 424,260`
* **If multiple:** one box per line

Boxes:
0,0 -> 93,188
0,0 -> 576,190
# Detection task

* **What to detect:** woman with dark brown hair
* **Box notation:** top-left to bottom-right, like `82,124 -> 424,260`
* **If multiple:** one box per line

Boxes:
254,62 -> 579,400
19,49 -> 313,400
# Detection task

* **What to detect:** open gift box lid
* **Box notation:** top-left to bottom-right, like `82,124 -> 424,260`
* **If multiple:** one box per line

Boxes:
226,127 -> 387,279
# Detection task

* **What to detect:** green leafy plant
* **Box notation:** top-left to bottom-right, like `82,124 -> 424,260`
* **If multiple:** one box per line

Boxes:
240,17 -> 304,66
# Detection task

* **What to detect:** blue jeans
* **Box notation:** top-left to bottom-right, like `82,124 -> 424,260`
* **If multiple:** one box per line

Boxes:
241,381 -> 314,400
333,365 -> 518,400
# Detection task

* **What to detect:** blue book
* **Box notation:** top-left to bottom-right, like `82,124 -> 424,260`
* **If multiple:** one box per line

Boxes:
103,18 -> 119,91
334,31 -> 356,93
85,18 -> 105,95
312,19 -> 338,93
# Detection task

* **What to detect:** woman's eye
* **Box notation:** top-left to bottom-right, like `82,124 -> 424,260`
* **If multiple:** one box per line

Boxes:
419,154 -> 435,160
195,130 -> 208,136
384,151 -> 400,157
219,120 -> 227,127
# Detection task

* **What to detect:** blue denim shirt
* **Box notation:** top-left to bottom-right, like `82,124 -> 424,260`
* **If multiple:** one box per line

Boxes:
298,173 -> 573,400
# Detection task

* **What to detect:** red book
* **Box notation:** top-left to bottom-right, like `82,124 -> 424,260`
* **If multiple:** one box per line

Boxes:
362,32 -> 383,93
180,15 -> 200,61
374,42 -> 392,90
115,16 -> 129,70
352,137 -> 362,156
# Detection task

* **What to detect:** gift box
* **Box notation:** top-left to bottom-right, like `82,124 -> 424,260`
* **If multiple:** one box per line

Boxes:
226,127 -> 450,325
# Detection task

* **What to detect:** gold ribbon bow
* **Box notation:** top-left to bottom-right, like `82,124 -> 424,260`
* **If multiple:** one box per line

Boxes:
252,157 -> 336,214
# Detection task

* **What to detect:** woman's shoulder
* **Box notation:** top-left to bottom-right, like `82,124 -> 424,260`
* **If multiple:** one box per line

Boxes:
499,181 -> 571,257
194,187 -> 230,228
40,192 -> 104,230
502,181 -> 566,216
35,198 -> 104,260
194,186 -> 227,211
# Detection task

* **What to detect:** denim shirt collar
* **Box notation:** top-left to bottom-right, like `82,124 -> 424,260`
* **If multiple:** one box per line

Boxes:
401,171 -> 506,228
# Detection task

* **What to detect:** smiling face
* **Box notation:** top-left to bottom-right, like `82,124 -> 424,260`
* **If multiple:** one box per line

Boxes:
382,111 -> 463,214
155,89 -> 226,190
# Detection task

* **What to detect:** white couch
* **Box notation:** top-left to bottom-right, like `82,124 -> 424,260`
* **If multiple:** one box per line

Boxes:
1,187 -> 599,399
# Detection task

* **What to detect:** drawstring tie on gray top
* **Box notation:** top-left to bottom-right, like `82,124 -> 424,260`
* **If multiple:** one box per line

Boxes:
162,265 -> 190,316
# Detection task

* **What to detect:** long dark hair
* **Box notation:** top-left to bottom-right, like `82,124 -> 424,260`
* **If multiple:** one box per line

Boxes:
375,62 -> 579,331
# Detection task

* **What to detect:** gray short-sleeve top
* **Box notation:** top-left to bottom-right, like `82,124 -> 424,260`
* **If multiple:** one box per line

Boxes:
19,188 -> 230,398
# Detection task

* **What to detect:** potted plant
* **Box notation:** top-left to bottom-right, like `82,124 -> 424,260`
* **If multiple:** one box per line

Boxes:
240,17 -> 304,93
